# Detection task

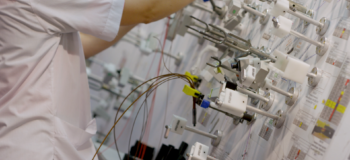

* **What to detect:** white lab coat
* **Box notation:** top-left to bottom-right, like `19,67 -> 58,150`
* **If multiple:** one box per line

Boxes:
0,0 -> 124,159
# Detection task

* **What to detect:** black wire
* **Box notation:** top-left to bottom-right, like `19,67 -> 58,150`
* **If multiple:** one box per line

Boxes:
128,95 -> 149,159
127,85 -> 154,160
110,75 -> 194,160
158,76 -> 170,148
113,92 -> 144,160
93,74 -> 196,160
115,139 -> 122,160
113,92 -> 149,160
138,84 -> 153,143
114,76 -> 173,139
114,79 -> 156,160
140,96 -> 148,140
129,80 -> 164,159
127,77 -> 178,160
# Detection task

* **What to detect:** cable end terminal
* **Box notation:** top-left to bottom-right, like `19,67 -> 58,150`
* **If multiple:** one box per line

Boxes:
183,85 -> 201,98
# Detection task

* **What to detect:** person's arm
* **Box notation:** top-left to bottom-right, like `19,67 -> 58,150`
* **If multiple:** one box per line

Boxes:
121,0 -> 195,25
81,0 -> 195,58
81,25 -> 135,59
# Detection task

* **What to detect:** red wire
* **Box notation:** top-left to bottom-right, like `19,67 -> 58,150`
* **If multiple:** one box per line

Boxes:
145,49 -> 158,80
99,17 -> 170,158
125,23 -> 166,158
97,26 -> 161,155
141,17 -> 170,159
133,25 -> 164,159
141,143 -> 147,159
138,143 -> 144,158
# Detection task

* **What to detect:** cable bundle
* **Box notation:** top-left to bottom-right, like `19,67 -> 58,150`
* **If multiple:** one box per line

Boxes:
93,73 -> 197,160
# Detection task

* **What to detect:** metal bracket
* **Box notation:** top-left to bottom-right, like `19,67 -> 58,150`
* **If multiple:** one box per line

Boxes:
316,37 -> 329,56
259,92 -> 275,111
187,16 -> 227,44
188,16 -> 276,61
285,87 -> 299,106
308,67 -> 322,87
207,57 -> 241,75
273,110 -> 286,128
248,3 -> 261,20
260,9 -> 270,25
304,9 -> 314,26
211,130 -> 223,146
316,17 -> 330,36
209,0 -> 227,19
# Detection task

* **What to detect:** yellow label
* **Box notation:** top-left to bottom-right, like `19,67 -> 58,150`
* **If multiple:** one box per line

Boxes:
299,122 -> 303,127
326,99 -> 336,109
325,99 -> 347,113
217,67 -> 222,73
325,99 -> 331,106
331,101 -> 336,108
337,104 -> 347,114
316,120 -> 328,128
322,99 -> 325,104
314,105 -> 317,109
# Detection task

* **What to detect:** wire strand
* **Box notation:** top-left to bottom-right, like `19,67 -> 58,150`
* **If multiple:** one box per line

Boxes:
92,73 -> 196,160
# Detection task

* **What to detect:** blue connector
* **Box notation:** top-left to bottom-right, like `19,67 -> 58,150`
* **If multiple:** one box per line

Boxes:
200,99 -> 210,109
203,0 -> 210,2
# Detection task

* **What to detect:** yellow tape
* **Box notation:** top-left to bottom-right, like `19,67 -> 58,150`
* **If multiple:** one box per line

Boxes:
217,67 -> 222,73
331,101 -> 336,108
337,104 -> 347,113
326,99 -> 336,109
316,120 -> 328,128
299,122 -> 303,127
314,105 -> 317,110
325,99 -> 330,106
325,99 -> 346,113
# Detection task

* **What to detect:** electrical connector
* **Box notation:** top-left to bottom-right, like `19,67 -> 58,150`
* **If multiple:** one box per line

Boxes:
183,85 -> 201,98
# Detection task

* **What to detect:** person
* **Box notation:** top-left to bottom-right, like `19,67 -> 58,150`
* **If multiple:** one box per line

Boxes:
0,0 -> 194,159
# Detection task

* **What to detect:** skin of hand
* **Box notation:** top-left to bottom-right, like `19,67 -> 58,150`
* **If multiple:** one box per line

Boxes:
121,0 -> 195,25
81,25 -> 135,59
81,0 -> 195,58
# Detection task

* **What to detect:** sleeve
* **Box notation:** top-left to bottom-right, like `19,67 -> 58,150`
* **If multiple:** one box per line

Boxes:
30,0 -> 124,41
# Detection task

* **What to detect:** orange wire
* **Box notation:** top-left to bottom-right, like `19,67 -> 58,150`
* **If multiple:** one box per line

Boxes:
141,143 -> 147,159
